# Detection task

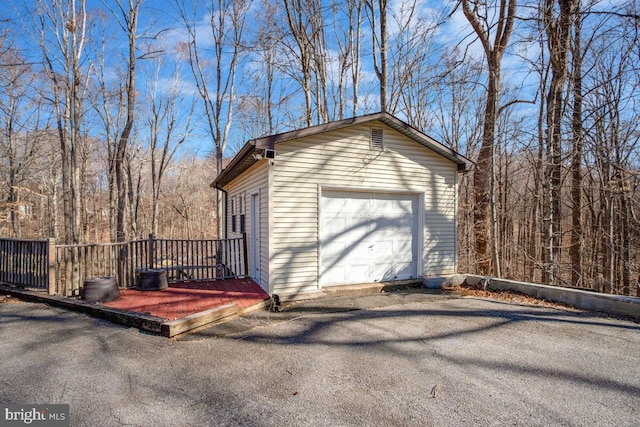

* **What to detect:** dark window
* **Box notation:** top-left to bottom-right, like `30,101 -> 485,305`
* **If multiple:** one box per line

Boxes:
231,198 -> 237,232
238,194 -> 245,233
230,194 -> 246,234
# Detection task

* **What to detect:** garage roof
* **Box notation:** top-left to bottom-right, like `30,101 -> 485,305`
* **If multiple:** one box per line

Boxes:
212,112 -> 474,188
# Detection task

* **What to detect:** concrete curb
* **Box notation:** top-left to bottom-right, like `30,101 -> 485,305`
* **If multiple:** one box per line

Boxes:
463,275 -> 640,320
276,279 -> 424,305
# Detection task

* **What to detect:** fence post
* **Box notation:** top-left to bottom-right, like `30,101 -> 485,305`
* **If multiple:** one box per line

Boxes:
242,233 -> 248,277
148,233 -> 154,269
47,238 -> 56,295
117,243 -> 127,288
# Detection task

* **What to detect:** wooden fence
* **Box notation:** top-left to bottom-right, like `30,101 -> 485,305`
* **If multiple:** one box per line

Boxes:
0,238 -> 55,293
1,234 -> 247,296
54,241 -> 129,297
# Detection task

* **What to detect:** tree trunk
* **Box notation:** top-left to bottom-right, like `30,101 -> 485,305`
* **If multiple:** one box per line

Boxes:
114,0 -> 141,242
366,0 -> 387,112
462,0 -> 516,276
620,184 -> 631,295
473,113 -> 490,276
473,69 -> 499,276
378,0 -> 387,111
570,7 -> 583,287
543,0 -> 575,284
350,0 -> 362,116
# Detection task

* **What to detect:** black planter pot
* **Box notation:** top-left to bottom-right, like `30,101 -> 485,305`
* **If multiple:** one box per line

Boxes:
82,277 -> 120,302
136,269 -> 168,291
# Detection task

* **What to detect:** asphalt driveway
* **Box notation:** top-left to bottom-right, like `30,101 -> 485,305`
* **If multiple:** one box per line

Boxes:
1,289 -> 639,426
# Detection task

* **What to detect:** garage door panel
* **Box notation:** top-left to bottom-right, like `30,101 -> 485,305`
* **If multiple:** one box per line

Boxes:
324,194 -> 369,213
353,239 -> 374,254
322,241 -> 348,263
374,262 -> 414,281
396,199 -> 415,211
374,263 -> 413,281
396,240 -> 414,254
324,241 -> 372,263
372,217 -> 397,230
323,214 -> 346,226
339,241 -> 375,263
323,265 -> 347,284
325,263 -> 371,284
322,197 -> 348,212
350,263 -> 371,277
320,191 -> 418,286
344,223 -> 372,241
323,222 -> 368,244
373,262 -> 396,280
371,240 -> 393,255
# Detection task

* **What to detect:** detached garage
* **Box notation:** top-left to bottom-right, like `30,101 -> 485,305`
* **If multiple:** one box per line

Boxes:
212,112 -> 472,298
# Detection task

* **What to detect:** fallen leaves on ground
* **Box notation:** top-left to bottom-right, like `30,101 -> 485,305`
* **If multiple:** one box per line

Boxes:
445,285 -> 582,312
0,295 -> 23,304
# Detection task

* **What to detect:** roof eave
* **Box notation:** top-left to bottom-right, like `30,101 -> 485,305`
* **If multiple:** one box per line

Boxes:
376,114 -> 474,171
210,141 -> 258,189
212,112 -> 475,188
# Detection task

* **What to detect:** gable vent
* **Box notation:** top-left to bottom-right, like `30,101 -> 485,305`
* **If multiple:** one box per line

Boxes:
370,127 -> 384,151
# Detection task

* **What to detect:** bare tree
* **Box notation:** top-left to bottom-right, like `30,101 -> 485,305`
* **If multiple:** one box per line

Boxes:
90,7 -> 127,242
281,0 -> 318,126
347,0 -> 364,117
542,0 -> 576,284
162,156 -> 217,239
433,54 -> 484,154
124,143 -> 143,238
175,0 -> 249,240
569,0 -> 583,287
248,0 -> 281,135
37,0 -> 91,248
102,0 -> 144,243
388,1 -> 451,124
144,60 -> 195,235
330,0 -> 363,119
365,0 -> 388,112
0,46 -> 46,238
309,1 -> 328,123
35,133 -> 62,241
175,0 -> 248,174
432,54 -> 484,274
462,0 -> 517,276
583,17 -> 639,294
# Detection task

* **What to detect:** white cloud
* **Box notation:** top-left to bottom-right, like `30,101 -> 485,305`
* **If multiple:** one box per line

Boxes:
389,0 -> 447,34
436,7 -> 485,62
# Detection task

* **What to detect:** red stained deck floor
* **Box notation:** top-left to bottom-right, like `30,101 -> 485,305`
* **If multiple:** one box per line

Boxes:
103,279 -> 269,321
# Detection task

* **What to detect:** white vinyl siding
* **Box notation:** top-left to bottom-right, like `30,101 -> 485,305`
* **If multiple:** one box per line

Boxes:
224,161 -> 269,291
270,121 -> 458,295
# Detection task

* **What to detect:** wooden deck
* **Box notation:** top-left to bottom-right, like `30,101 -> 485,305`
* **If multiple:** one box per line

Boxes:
103,278 -> 269,321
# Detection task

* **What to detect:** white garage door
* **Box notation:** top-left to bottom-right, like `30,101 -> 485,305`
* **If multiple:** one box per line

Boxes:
320,191 -> 419,286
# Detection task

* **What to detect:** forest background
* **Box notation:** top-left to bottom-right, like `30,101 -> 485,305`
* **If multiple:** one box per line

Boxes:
0,0 -> 638,295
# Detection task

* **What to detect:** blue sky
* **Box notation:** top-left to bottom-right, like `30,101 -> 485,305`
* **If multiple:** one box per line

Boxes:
2,0 -> 632,162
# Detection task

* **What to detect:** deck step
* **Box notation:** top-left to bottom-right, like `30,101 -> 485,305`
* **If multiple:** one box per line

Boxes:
161,303 -> 238,337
